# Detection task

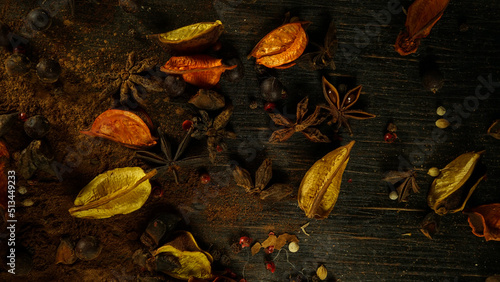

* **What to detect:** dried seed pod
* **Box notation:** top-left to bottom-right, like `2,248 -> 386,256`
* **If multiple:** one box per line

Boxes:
140,212 -> 181,249
259,183 -> 293,201
464,204 -> 500,241
298,141 -> 354,219
81,109 -> 157,149
148,21 -> 224,53
75,236 -> 102,261
395,0 -> 449,55
248,22 -> 309,69
189,89 -> 225,110
24,115 -> 50,139
55,238 -> 77,265
487,120 -> 500,140
435,118 -> 450,129
160,55 -> 237,88
316,265 -> 327,280
427,151 -> 486,215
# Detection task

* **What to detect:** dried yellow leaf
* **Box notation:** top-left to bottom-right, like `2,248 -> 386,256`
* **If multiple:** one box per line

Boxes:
69,167 -> 156,219
149,21 -> 224,53
428,151 -> 486,215
153,231 -> 213,280
298,141 -> 355,219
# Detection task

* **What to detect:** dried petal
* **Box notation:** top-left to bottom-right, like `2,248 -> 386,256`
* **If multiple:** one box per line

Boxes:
149,21 -> 224,53
152,231 -> 213,280
81,109 -> 157,149
298,141 -> 354,219
427,151 -> 486,215
248,22 -> 309,69
253,233 -> 298,255
232,165 -> 254,193
464,204 -> 500,241
301,128 -> 331,143
69,168 -> 156,219
395,0 -> 450,55
189,89 -> 225,110
160,55 -> 236,88
260,183 -> 293,201
269,127 -> 295,143
213,105 -> 233,130
487,120 -> 500,140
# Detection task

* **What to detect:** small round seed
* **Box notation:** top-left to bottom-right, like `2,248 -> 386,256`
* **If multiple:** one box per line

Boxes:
436,106 -> 446,116
435,118 -> 450,129
427,167 -> 440,177
288,241 -> 299,253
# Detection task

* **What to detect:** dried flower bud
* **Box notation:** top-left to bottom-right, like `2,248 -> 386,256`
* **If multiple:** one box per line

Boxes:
316,265 -> 327,280
435,118 -> 450,129
436,106 -> 446,116
427,167 -> 440,177
288,241 -> 299,253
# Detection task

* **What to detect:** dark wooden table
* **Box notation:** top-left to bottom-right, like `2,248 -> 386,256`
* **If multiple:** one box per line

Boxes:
1,0 -> 499,281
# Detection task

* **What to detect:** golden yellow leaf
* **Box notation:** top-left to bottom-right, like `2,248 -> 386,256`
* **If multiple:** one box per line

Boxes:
153,231 -> 213,280
428,151 -> 486,215
148,21 -> 224,53
298,141 -> 355,219
69,167 -> 156,219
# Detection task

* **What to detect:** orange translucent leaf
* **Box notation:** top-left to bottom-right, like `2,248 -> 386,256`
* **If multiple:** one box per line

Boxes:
160,55 -> 236,88
81,109 -> 156,149
464,204 -> 500,241
248,22 -> 309,69
251,233 -> 299,255
395,0 -> 449,56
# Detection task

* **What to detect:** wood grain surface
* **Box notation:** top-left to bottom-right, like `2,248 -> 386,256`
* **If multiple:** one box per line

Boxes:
1,0 -> 500,281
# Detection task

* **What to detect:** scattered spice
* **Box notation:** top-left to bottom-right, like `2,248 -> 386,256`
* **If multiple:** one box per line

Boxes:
436,106 -> 446,116
435,118 -> 450,129
320,77 -> 376,135
268,96 -> 330,143
427,167 -> 440,177
265,261 -> 276,273
288,241 -> 299,253
251,233 -> 298,255
383,170 -> 420,203
395,0 -> 450,55
298,141 -> 355,219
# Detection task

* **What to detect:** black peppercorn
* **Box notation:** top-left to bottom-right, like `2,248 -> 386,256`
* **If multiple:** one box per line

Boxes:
36,58 -> 61,83
223,58 -> 244,82
75,236 -> 102,261
4,53 -> 31,76
24,115 -> 50,139
260,77 -> 287,102
27,8 -> 52,31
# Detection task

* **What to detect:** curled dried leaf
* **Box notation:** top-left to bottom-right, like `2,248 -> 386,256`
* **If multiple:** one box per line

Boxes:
395,0 -> 450,55
248,22 -> 309,69
160,55 -> 237,88
298,141 -> 355,219
81,109 -> 156,149
427,151 -> 486,215
148,21 -> 223,53
69,168 -> 156,219
464,204 -> 500,241
487,120 -> 500,140
152,231 -> 213,280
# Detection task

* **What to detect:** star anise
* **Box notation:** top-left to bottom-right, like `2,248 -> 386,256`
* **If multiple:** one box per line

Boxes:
135,127 -> 199,184
383,170 -> 420,202
296,20 -> 337,71
268,96 -> 330,143
191,105 -> 236,163
320,76 -> 376,135
100,52 -> 164,108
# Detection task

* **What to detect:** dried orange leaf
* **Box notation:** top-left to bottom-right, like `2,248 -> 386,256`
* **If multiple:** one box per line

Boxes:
55,238 -> 77,265
251,242 -> 262,256
81,109 -> 156,149
395,0 -> 449,55
160,55 -> 236,88
253,233 -> 298,255
427,151 -> 486,215
248,22 -> 309,69
153,231 -> 213,280
148,21 -> 224,53
69,168 -> 156,219
464,204 -> 500,241
298,141 -> 355,219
